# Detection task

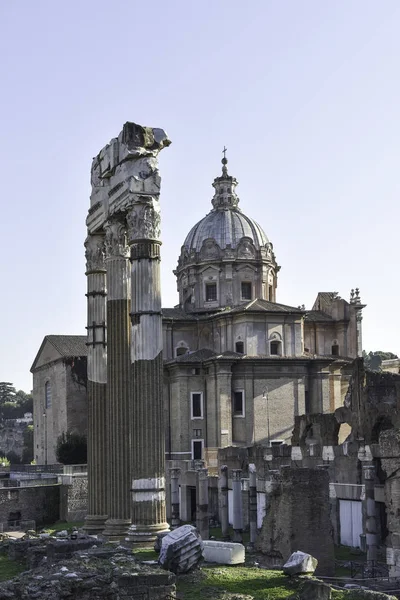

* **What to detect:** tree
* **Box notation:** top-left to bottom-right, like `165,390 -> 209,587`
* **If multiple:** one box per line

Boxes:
363,350 -> 398,372
0,383 -> 16,406
22,425 -> 34,464
15,390 -> 33,415
56,432 -> 87,465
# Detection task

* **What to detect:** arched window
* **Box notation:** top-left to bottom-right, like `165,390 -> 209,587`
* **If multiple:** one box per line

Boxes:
270,340 -> 281,356
235,341 -> 244,354
45,381 -> 52,409
331,341 -> 339,356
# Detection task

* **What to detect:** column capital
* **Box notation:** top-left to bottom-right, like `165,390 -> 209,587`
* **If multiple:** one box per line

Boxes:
85,233 -> 106,273
104,217 -> 130,260
126,199 -> 161,244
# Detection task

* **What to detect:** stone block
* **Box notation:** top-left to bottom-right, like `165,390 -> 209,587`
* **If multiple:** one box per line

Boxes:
203,540 -> 245,564
283,551 -> 318,575
159,524 -> 203,574
299,579 -> 331,600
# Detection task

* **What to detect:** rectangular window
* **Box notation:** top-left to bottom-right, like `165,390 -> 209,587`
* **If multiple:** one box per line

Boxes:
191,392 -> 203,419
193,428 -> 202,438
45,382 -> 52,409
205,283 -> 217,302
241,282 -> 252,300
192,439 -> 203,460
233,390 -> 245,417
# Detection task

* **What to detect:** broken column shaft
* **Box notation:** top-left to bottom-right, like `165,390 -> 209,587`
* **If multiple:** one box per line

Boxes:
103,218 -> 131,539
84,234 -> 108,534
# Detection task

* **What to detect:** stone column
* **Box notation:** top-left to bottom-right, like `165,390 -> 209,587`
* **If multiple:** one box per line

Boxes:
232,469 -> 243,543
125,198 -> 169,544
84,234 -> 108,534
196,468 -> 209,540
103,218 -> 132,540
170,468 -> 181,529
363,464 -> 378,561
248,463 -> 257,548
219,465 -> 229,539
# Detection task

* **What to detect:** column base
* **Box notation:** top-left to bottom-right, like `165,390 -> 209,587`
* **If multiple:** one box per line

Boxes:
84,514 -> 108,535
125,522 -> 169,546
103,518 -> 132,541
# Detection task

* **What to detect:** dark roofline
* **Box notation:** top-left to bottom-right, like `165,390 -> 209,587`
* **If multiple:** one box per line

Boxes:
30,335 -> 87,373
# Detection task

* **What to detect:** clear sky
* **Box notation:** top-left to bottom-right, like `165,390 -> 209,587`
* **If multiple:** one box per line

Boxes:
1,1 -> 399,392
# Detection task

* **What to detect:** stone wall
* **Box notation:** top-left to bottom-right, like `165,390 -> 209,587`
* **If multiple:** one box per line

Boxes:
59,472 -> 88,522
0,484 -> 60,526
255,467 -> 335,576
33,361 -> 87,465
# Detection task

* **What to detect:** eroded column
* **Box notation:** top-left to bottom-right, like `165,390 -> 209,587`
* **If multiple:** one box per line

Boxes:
103,217 -> 131,540
84,234 -> 108,534
219,465 -> 229,539
170,467 -> 181,529
125,199 -> 169,544
196,468 -> 209,540
249,463 -> 257,548
363,464 -> 378,561
232,468 -> 243,543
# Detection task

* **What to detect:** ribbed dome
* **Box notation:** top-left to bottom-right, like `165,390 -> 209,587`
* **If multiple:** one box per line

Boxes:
183,208 -> 269,252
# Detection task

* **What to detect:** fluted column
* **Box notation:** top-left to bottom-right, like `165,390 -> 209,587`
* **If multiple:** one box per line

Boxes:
125,199 -> 169,544
84,233 -> 108,534
103,217 -> 132,540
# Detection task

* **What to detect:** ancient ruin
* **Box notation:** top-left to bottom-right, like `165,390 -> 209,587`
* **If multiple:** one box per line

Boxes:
85,122 -> 171,541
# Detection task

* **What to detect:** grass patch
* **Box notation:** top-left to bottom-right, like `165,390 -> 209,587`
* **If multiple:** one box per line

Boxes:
42,521 -> 85,534
132,548 -> 159,561
0,554 -> 25,582
177,566 -> 300,600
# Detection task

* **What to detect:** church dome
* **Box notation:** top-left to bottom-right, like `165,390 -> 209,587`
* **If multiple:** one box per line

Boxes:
175,153 -> 279,311
183,208 -> 269,253
183,152 -> 269,253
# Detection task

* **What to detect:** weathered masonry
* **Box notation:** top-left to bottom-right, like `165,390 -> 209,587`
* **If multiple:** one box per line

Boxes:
85,122 -> 171,541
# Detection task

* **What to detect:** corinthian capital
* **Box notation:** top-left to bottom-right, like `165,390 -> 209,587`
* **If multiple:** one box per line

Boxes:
104,218 -> 130,259
126,199 -> 161,245
85,234 -> 106,273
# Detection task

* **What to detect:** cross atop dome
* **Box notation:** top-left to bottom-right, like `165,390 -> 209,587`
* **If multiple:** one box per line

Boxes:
222,146 -> 228,176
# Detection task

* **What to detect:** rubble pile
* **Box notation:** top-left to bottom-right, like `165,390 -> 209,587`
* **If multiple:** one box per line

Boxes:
0,545 -> 176,600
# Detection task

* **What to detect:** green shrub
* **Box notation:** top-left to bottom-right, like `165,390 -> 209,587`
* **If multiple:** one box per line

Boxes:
56,432 -> 87,465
